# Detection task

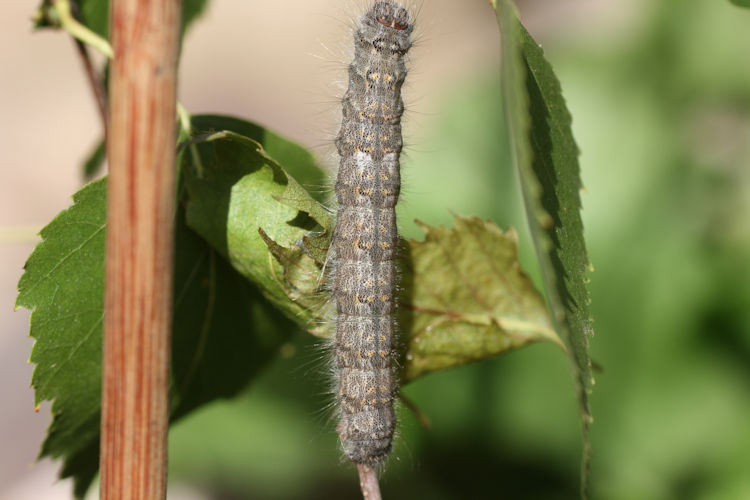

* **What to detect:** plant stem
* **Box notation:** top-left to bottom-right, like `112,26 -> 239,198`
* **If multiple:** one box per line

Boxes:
72,38 -> 108,138
68,0 -> 108,137
53,0 -> 113,58
357,464 -> 382,500
399,393 -> 432,430
100,0 -> 180,498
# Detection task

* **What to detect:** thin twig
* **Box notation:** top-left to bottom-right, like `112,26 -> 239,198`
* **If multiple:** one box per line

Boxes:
356,464 -> 382,500
68,0 -> 107,136
72,38 -> 108,137
399,393 -> 432,430
52,0 -> 113,58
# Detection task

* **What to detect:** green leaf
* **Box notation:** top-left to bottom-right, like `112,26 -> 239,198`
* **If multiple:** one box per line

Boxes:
170,204 -> 300,421
76,0 -> 109,38
729,0 -> 750,8
181,0 -> 210,37
400,216 -> 561,382
182,117 -> 560,381
189,114 -> 330,203
183,116 -> 333,336
16,177 -> 297,497
494,0 -> 594,495
82,138 -> 105,179
15,180 -> 106,497
19,108 -> 564,495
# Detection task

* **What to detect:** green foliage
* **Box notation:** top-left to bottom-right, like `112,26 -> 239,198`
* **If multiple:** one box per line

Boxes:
75,0 -> 109,38
183,117 -> 333,335
15,180 -> 106,497
15,167 -> 300,497
400,217 -> 560,382
183,116 -> 561,374
166,2 -> 750,498
17,112 -> 564,495
19,0 -> 603,497
82,139 -> 105,179
729,0 -> 750,8
495,1 -> 594,493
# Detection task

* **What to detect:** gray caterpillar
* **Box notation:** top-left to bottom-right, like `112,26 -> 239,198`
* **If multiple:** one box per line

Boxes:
332,0 -> 413,466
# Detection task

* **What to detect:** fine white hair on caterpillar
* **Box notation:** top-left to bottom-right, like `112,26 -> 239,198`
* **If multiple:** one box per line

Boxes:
301,0 -> 425,194
329,0 -> 414,467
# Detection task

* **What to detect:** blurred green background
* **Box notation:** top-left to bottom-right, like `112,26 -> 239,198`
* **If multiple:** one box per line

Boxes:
164,1 -> 750,499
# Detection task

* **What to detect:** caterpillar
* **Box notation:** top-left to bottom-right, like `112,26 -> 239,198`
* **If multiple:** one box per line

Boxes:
331,0 -> 413,466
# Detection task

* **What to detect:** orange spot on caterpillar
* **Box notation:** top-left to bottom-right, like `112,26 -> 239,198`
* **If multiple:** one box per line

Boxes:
333,0 -> 412,467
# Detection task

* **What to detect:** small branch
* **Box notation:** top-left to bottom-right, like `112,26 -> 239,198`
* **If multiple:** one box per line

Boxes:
68,0 -> 107,136
72,37 -> 108,137
52,0 -> 113,58
357,464 -> 382,500
399,393 -> 432,430
176,102 -> 205,178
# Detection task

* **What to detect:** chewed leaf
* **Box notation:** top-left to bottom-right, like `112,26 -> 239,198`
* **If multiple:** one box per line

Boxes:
183,116 -> 333,335
399,216 -> 561,382
258,214 -> 560,382
16,135 -> 298,496
183,118 -> 560,380
257,227 -> 333,338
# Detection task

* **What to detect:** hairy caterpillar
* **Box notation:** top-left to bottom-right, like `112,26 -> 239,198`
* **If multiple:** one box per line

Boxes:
331,0 -> 413,466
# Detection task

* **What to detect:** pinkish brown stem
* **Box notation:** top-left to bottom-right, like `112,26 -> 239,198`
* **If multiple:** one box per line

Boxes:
100,0 -> 180,498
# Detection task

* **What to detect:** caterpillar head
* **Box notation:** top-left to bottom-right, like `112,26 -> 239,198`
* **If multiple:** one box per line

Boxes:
360,1 -> 414,53
372,1 -> 411,31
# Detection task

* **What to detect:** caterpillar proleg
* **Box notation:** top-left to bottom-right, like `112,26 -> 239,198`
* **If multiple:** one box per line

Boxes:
332,0 -> 413,466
